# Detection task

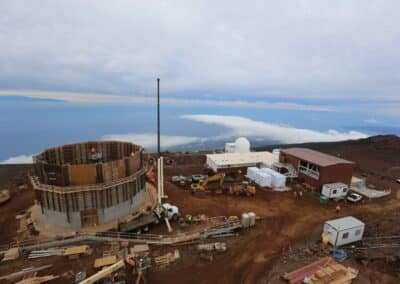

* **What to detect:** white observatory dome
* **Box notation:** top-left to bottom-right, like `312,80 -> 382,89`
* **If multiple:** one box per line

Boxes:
234,137 -> 251,153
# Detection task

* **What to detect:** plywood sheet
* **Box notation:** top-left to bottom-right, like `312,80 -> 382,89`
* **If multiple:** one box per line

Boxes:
68,164 -> 97,185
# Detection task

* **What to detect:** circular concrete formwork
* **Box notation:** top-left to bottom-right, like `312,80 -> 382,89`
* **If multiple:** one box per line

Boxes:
31,141 -> 148,230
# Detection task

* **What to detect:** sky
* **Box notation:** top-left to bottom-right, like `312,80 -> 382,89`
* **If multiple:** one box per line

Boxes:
0,1 -> 399,163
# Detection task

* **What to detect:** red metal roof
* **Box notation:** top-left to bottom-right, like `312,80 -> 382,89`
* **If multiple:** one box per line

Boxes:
281,148 -> 354,167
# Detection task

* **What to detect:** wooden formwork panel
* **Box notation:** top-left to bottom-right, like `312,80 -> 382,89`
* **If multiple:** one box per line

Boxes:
68,164 -> 97,186
126,153 -> 141,175
102,160 -> 126,183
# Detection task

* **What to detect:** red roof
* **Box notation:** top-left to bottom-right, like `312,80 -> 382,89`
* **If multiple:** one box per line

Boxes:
281,148 -> 354,167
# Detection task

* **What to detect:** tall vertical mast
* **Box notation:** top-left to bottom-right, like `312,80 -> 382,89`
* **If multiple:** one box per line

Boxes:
157,78 -> 160,158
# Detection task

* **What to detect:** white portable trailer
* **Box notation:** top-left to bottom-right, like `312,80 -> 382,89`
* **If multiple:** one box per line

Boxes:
321,182 -> 349,199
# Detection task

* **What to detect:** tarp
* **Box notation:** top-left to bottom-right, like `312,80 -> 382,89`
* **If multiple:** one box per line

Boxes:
260,167 -> 286,188
247,167 -> 273,187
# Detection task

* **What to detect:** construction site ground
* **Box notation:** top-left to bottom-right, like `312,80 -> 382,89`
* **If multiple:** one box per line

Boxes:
0,135 -> 400,283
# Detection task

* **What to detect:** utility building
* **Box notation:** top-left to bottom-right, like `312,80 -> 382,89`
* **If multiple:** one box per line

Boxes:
279,148 -> 355,190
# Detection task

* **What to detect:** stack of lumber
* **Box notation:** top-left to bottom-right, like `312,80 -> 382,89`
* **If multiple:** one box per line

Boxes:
63,245 -> 90,259
310,263 -> 358,284
94,255 -> 118,269
29,248 -> 64,259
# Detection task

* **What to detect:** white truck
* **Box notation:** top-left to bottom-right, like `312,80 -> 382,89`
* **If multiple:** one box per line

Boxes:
118,203 -> 179,233
321,183 -> 349,200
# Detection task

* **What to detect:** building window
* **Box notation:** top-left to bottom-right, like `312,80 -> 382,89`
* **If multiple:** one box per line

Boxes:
298,160 -> 320,179
355,229 -> 361,236
342,232 -> 349,239
333,190 -> 337,194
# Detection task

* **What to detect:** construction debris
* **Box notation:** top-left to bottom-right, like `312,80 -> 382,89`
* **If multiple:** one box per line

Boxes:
2,247 -> 20,261
197,242 -> 227,252
15,275 -> 59,284
75,271 -> 86,283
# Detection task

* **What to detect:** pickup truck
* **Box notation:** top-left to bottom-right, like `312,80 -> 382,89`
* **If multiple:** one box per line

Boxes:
118,203 -> 179,233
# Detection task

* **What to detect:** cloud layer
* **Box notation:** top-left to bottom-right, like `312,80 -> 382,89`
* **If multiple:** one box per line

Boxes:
102,133 -> 207,150
1,1 -> 399,100
1,154 -> 33,164
182,114 -> 368,143
0,90 -> 335,112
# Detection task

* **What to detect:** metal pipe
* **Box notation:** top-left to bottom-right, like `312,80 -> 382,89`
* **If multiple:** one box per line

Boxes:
157,78 -> 160,158
160,156 -> 164,198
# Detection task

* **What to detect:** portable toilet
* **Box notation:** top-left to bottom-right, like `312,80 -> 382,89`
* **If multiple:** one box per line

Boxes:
322,216 -> 365,247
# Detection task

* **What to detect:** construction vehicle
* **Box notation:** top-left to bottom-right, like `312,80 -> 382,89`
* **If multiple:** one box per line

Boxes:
228,181 -> 256,196
0,189 -> 11,205
118,203 -> 179,233
190,173 -> 225,193
171,175 -> 188,186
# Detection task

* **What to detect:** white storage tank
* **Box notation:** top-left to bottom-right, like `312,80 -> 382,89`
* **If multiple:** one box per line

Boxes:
241,213 -> 250,228
248,212 -> 256,227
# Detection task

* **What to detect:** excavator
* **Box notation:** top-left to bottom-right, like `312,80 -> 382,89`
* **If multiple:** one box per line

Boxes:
228,181 -> 256,197
190,173 -> 226,193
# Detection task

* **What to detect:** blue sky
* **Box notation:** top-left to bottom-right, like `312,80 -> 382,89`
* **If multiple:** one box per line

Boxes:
0,1 -> 399,163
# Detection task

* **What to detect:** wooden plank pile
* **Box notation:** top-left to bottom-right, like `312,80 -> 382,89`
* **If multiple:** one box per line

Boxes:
28,245 -> 91,259
283,257 -> 358,284
309,263 -> 358,284
94,255 -> 118,269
